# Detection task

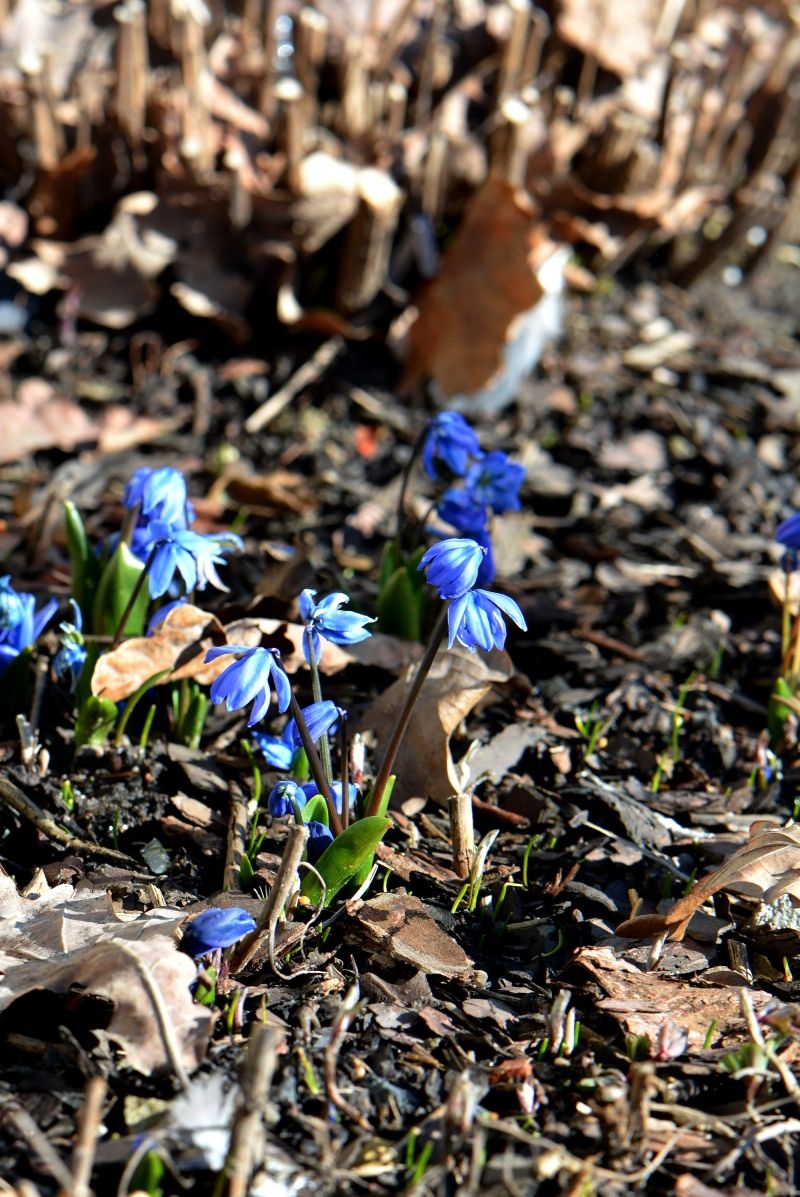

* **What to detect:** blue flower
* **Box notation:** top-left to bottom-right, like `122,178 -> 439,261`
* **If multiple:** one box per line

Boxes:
306,820 -> 334,863
0,576 -> 26,630
437,487 -> 489,536
53,600 -> 86,689
268,779 -> 305,818
474,527 -> 496,589
0,585 -> 58,673
287,700 -> 338,747
123,466 -> 190,526
301,779 -> 358,814
298,589 -> 374,662
180,906 -> 256,957
205,645 -> 291,726
422,412 -> 482,481
446,588 -> 526,653
253,726 -> 295,770
137,521 -> 237,599
777,514 -> 800,552
418,537 -> 485,599
465,451 -> 525,513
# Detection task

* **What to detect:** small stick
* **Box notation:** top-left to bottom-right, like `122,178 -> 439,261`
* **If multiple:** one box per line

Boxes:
245,336 -> 343,433
373,0 -> 417,76
221,1025 -> 284,1197
0,775 -> 135,865
70,1076 -> 107,1197
179,6 -> 212,172
0,1098 -> 75,1192
274,76 -> 305,192
224,781 -> 249,892
335,167 -> 404,313
384,79 -> 407,139
325,983 -> 370,1130
22,52 -> 63,170
339,36 -> 370,139
414,0 -> 445,129
497,0 -> 531,101
520,6 -> 549,88
449,792 -> 474,879
295,8 -> 329,134
258,0 -> 278,120
114,0 -> 149,147
228,822 -> 309,975
421,132 -> 449,220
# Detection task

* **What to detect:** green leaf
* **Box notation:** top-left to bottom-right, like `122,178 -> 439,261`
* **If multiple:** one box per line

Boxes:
769,675 -> 796,746
300,816 -> 391,908
301,795 -> 329,826
92,542 -> 149,638
378,540 -> 400,591
64,500 -> 101,630
114,668 -> 172,744
376,566 -> 423,641
74,641 -> 100,709
239,853 -> 256,889
75,695 -> 119,747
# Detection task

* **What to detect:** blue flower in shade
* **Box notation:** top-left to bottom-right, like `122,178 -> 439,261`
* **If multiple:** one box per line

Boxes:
53,600 -> 86,689
298,589 -> 374,662
419,537 -> 485,599
474,527 -> 496,589
253,726 -> 295,770
205,645 -> 291,726
437,487 -> 489,536
137,521 -> 237,599
301,779 -> 359,814
464,451 -> 525,514
123,466 -> 190,526
180,906 -> 256,957
286,700 -> 338,748
0,576 -> 25,630
268,779 -> 305,818
777,514 -> 800,552
422,412 -> 482,481
446,589 -> 527,653
306,820 -> 334,864
0,585 -> 58,673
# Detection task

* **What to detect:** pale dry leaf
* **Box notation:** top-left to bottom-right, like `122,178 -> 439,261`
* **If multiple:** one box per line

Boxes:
359,647 -> 513,803
345,892 -> 473,978
617,821 -> 800,942
91,604 -> 227,703
0,378 -> 97,463
0,928 -> 211,1075
574,944 -> 769,1050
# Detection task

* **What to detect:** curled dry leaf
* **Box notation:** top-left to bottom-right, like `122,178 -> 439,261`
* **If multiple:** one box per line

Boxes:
617,821 -> 800,943
0,377 -> 97,464
345,892 -> 473,978
91,604 -> 227,703
92,603 -> 421,703
0,868 -> 211,1076
359,646 -> 513,803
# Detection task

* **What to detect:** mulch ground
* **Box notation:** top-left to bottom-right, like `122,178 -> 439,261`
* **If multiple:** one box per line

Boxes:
2,252 -> 800,1197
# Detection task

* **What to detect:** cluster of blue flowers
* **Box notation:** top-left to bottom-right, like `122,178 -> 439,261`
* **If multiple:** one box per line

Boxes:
123,466 -> 242,599
423,412 -> 525,587
0,575 -> 57,675
419,537 -> 527,653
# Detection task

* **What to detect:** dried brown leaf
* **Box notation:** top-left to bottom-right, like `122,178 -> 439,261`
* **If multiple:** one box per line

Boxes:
359,647 -> 513,803
0,378 -> 97,463
556,0 -> 661,78
345,892 -> 473,978
91,604 -> 227,703
617,821 -> 800,942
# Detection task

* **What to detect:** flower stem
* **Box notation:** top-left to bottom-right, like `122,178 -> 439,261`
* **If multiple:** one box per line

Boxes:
365,603 -> 448,818
394,425 -> 428,557
111,543 -> 158,650
288,692 -> 343,836
339,710 -> 350,830
305,628 -> 333,786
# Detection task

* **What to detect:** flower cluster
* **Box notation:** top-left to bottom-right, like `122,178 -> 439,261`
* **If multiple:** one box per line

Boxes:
422,413 -> 524,588
419,538 -> 526,653
123,466 -> 241,600
0,576 -> 57,674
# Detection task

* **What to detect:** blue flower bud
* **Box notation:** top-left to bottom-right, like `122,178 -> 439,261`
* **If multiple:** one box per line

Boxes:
418,537 -> 484,599
306,820 -> 334,863
180,906 -> 256,957
268,779 -> 304,818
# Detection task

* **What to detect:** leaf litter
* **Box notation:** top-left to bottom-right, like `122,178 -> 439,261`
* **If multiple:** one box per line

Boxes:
0,0 -> 800,1194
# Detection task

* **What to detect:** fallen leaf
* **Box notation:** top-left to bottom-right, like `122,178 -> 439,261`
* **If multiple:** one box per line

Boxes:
0,378 -> 97,463
573,945 -> 769,1049
617,822 -> 800,942
403,177 -> 565,408
91,604 -> 227,703
345,892 -> 473,978
359,646 -> 513,803
556,0 -> 661,77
